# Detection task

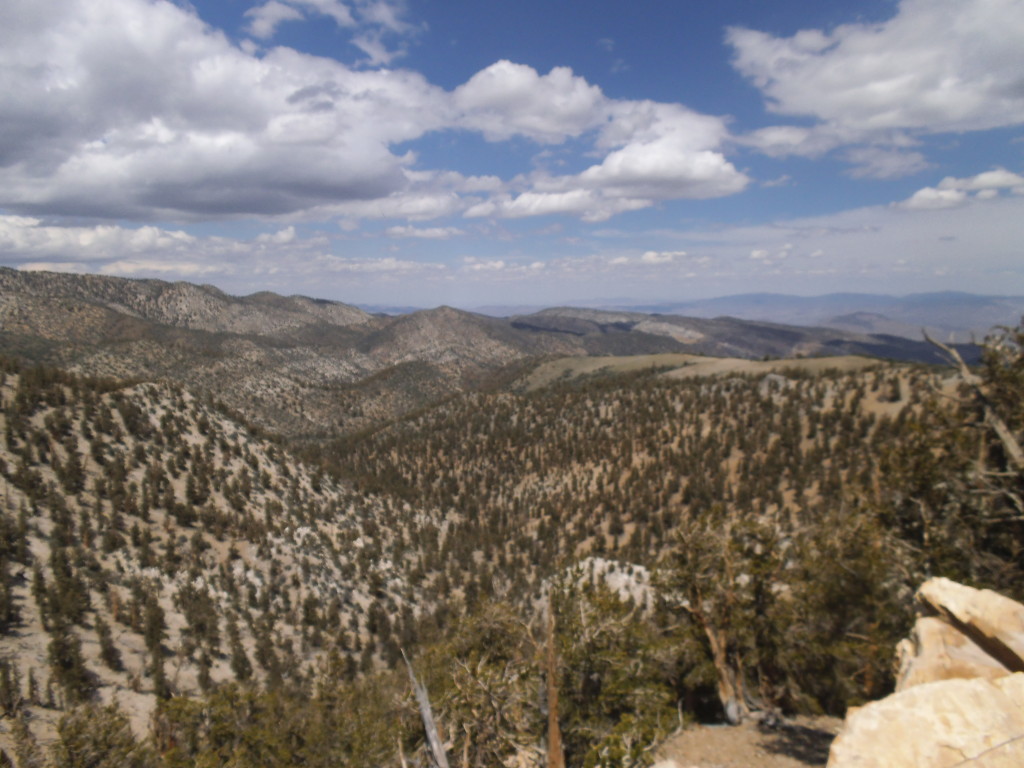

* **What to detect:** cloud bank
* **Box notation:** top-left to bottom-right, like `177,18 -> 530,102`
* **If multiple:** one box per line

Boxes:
0,0 -> 746,227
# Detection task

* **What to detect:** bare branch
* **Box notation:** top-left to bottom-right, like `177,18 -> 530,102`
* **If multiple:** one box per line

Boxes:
403,650 -> 450,768
924,332 -> 1024,472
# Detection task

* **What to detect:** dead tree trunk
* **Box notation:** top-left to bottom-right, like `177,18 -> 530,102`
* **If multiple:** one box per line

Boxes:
403,651 -> 450,768
546,598 -> 565,768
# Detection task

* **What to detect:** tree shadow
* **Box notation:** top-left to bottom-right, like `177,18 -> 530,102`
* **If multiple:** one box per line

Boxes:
760,723 -> 836,766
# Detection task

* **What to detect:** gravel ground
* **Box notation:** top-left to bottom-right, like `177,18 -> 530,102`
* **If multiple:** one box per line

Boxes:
653,716 -> 843,768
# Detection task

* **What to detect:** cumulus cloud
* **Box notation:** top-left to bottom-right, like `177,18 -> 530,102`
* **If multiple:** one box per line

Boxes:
0,216 -> 198,261
728,0 -> 1024,135
0,0 -> 455,221
453,61 -> 606,144
897,167 -> 1024,209
937,168 -> 1024,191
465,100 -> 749,221
0,1 -> 749,228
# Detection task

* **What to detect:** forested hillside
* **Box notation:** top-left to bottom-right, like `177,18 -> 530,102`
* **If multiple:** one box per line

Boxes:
0,319 -> 1020,768
0,361 -> 461,761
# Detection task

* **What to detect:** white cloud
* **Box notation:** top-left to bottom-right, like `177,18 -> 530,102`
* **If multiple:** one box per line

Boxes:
351,31 -> 400,66
99,259 -> 226,276
740,125 -> 838,158
465,190 -> 651,223
385,225 -> 464,239
453,60 -> 606,144
244,1 -> 307,39
897,167 -> 1024,209
653,191 -> 1024,293
0,215 -> 312,273
728,0 -> 1024,135
462,258 -> 506,272
355,0 -> 413,34
574,143 -> 747,200
937,168 -> 1024,191
894,186 -> 968,210
0,0 -> 450,220
0,214 -> 452,294
296,0 -> 357,27
641,250 -> 684,264
315,254 -> 443,274
256,226 -> 297,244
0,2 -> 749,228
844,147 -> 931,180
463,99 -> 749,221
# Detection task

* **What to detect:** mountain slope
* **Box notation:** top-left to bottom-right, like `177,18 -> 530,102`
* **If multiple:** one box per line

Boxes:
0,270 -> 981,440
0,361 -> 453,750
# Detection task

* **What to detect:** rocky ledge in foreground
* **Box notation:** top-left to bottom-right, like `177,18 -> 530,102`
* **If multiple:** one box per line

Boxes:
828,577 -> 1024,767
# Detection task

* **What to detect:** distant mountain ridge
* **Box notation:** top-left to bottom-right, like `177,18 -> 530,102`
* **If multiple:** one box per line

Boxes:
606,291 -> 1024,341
0,268 -> 981,438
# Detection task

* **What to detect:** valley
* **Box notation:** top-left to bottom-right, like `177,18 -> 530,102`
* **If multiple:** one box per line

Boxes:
0,270 -> 1019,768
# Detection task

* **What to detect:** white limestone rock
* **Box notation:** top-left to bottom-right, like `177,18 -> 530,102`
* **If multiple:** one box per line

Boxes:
827,673 -> 1024,767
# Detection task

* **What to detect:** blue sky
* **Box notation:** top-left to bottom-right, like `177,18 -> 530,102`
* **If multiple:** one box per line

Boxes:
1,0 -> 1023,308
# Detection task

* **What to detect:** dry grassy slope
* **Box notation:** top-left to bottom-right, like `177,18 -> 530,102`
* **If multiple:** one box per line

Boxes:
516,353 -> 884,391
0,369 -> 452,751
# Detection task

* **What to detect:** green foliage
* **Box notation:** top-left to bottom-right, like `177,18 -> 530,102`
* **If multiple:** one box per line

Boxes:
155,675 -> 407,768
418,602 -> 544,767
52,702 -> 155,768
554,582 -> 680,768
47,623 -> 96,706
668,502 -> 909,718
872,322 -> 1024,596
96,615 -> 123,671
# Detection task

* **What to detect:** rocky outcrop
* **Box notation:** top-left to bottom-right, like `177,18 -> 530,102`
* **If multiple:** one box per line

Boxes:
828,674 -> 1024,767
828,578 -> 1024,767
895,616 -> 1011,690
910,577 -> 1024,677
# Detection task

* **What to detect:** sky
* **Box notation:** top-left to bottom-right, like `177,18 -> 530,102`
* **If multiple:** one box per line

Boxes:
1,0 -> 1023,309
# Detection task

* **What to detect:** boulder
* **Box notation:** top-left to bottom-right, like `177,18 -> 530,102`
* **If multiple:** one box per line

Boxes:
827,673 -> 1024,767
896,615 -> 1011,691
916,577 -> 1024,672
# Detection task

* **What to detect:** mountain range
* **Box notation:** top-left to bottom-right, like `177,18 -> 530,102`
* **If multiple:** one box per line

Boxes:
476,291 -> 1024,342
0,268 -> 980,438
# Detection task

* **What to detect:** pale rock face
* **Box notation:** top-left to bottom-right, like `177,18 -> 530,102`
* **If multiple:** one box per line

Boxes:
916,577 -> 1024,672
827,674 -> 1024,767
895,615 -> 1012,691
830,578 -> 1024,767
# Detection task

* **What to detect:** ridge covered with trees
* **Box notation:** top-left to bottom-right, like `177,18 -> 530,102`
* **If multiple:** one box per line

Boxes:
0,311 -> 1019,767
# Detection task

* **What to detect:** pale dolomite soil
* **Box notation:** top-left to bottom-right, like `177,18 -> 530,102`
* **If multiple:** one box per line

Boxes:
655,716 -> 842,768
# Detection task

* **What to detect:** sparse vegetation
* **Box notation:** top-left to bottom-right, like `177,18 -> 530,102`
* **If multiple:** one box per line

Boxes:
0,267 -> 1020,767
